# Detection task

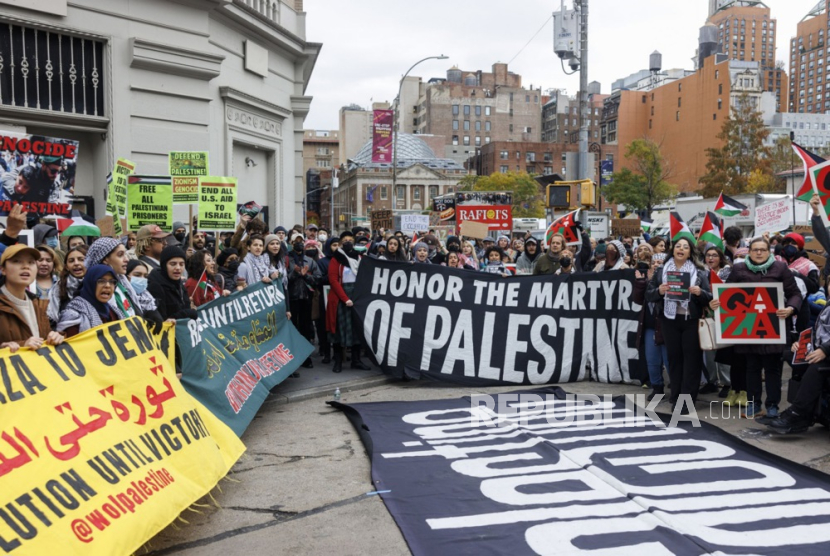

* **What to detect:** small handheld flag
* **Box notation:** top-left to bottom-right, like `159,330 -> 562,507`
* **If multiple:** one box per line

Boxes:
710,268 -> 723,285
792,142 -> 825,202
714,193 -> 748,217
670,211 -> 696,244
546,209 -> 581,246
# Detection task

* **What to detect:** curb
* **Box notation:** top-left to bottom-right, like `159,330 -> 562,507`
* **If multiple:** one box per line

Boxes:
265,374 -> 394,405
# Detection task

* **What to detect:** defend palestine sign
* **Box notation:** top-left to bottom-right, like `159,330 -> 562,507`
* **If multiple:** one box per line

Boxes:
335,388 -> 830,555
126,175 -> 173,231
352,258 -> 640,385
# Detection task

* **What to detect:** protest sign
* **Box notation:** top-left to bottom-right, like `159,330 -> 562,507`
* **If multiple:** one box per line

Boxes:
172,177 -> 199,204
353,258 -> 641,385
400,214 -> 430,233
126,176 -> 173,231
198,177 -> 238,231
0,317 -> 244,555
105,158 -> 135,236
168,152 -> 209,177
371,209 -> 394,231
611,218 -> 641,236
0,132 -> 79,216
586,212 -> 609,238
714,283 -> 786,345
176,281 -> 314,436
793,328 -> 813,366
432,195 -> 456,222
754,197 -> 792,235
459,221 -> 489,239
456,205 -> 512,231
665,271 -> 691,302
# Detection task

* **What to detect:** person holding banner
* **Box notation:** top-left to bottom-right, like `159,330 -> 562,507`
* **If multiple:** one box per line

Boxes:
0,244 -> 63,352
647,237 -> 712,411
148,246 -> 198,322
185,251 -> 226,307
236,235 -> 278,290
46,244 -> 87,327
56,264 -> 122,336
712,237 -> 802,419
327,230 -> 370,373
287,234 -> 321,369
381,236 -> 408,262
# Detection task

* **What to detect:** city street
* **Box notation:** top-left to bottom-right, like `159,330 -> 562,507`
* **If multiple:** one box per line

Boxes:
144,365 -> 830,555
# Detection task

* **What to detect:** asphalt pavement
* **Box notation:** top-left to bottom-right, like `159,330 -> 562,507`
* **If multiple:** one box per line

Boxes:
143,357 -> 830,556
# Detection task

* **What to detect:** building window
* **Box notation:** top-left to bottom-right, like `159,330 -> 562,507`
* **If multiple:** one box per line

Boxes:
452,105 -> 459,115
719,83 -> 723,94
500,165 -> 508,173
485,136 -> 490,144
676,111 -> 680,121
485,121 -> 491,131
414,187 -> 421,200
464,120 -> 470,131
500,150 -> 509,159
475,136 -> 481,146
316,147 -> 329,155
464,105 -> 470,115
509,124 -> 514,132
715,70 -> 719,79
429,185 -> 438,198
516,151 -> 521,160
475,106 -> 481,116
453,120 -> 459,130
649,119 -> 652,129
544,166 -> 552,174
463,136 -> 470,145
452,135 -> 459,145
475,121 -> 481,131
396,185 -> 405,201
485,106 -> 491,116
678,83 -> 682,92
381,186 -> 388,200
678,97 -> 682,107
713,113 -> 717,120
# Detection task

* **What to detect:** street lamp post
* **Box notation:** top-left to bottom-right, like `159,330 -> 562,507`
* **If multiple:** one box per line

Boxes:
392,55 -> 449,212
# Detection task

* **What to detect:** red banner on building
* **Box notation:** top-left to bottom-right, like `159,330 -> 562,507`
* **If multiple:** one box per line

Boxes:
372,109 -> 394,163
456,205 -> 512,231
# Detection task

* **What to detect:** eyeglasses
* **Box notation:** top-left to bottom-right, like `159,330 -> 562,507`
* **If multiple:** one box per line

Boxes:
750,248 -> 769,253
97,279 -> 117,287
705,253 -> 719,258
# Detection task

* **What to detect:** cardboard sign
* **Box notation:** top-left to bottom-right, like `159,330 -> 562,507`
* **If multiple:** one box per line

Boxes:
611,218 -> 641,237
401,214 -> 430,233
713,283 -> 786,345
371,209 -> 394,231
105,158 -> 135,237
665,271 -> 691,302
459,221 -> 490,239
96,215 -> 115,238
793,328 -> 813,366
754,197 -> 792,235
169,151 -> 209,176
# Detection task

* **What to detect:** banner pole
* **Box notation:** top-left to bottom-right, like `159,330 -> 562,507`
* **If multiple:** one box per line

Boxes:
189,205 -> 194,249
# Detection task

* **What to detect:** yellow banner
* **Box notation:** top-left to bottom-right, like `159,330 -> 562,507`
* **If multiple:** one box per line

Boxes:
0,317 -> 245,555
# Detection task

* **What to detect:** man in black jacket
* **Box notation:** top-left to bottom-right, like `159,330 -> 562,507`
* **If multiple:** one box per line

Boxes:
287,234 -> 321,368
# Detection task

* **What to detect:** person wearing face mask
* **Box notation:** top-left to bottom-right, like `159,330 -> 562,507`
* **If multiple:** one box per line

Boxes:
327,230 -> 370,373
47,245 -> 87,328
57,264 -> 121,337
287,235 -> 321,369
315,237 -> 338,364
125,259 -> 156,313
148,246 -> 197,321
216,248 -> 240,288
34,224 -> 61,254
172,221 -> 187,245
445,236 -> 461,256
317,229 -> 329,245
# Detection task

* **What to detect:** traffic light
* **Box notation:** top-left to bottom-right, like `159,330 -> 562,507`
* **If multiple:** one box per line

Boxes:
546,185 -> 571,208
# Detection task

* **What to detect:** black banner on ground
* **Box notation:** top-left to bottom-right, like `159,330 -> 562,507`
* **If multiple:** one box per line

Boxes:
335,389 -> 830,555
352,258 -> 641,385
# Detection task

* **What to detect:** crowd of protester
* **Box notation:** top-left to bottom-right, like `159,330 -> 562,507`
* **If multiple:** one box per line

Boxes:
2,194 -> 830,435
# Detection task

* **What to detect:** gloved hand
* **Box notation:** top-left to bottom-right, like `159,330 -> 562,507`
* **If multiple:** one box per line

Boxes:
143,310 -> 164,335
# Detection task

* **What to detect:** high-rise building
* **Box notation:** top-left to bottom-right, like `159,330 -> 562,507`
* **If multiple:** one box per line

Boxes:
302,130 -> 339,224
788,2 -> 829,114
541,84 -> 606,147
338,102 -> 390,162
708,1 -> 788,111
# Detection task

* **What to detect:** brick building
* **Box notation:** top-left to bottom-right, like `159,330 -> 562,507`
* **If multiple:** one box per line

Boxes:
405,63 -> 545,167
302,130 -> 339,224
541,86 -> 607,146
467,141 -> 571,177
788,2 -> 829,113
601,53 -> 769,193
708,0 -> 788,111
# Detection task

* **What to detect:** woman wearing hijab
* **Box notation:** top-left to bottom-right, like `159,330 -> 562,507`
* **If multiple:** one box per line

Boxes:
85,237 -> 163,331
265,233 -> 291,292
594,240 -> 629,271
647,238 -> 712,411
47,245 -> 87,328
57,265 -> 121,336
148,246 -> 198,321
216,247 -> 241,286
327,230 -> 369,373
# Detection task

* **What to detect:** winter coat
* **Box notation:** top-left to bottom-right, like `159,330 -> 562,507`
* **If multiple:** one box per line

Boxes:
148,270 -> 197,321
516,251 -> 541,274
0,292 -> 51,344
727,259 -> 803,355
326,257 -> 351,334
645,264 -> 713,322
287,251 -> 321,300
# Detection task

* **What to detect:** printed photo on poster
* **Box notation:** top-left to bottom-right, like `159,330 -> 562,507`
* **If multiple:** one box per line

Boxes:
713,283 -> 786,345
0,132 -> 79,216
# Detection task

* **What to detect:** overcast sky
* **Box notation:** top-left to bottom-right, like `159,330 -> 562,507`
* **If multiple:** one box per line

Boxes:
303,0 -> 819,130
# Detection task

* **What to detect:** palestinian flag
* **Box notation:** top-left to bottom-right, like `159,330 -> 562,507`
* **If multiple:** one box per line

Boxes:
670,211 -> 695,244
714,193 -> 748,217
810,160 -> 830,222
194,269 -> 217,297
641,220 -> 653,232
546,209 -> 581,246
710,269 -> 723,285
793,142 -> 825,202
698,211 -> 724,251
56,216 -> 101,237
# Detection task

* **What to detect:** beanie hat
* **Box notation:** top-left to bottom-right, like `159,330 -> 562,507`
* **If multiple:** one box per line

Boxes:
216,248 -> 238,267
173,221 -> 186,231
784,233 -> 805,250
159,245 -> 187,269
264,234 -> 280,247
274,226 -> 287,234
594,243 -> 607,256
413,242 -> 429,252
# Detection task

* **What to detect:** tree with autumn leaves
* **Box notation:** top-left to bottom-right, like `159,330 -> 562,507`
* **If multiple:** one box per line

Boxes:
699,93 -> 773,196
458,172 -> 545,218
602,138 -> 677,216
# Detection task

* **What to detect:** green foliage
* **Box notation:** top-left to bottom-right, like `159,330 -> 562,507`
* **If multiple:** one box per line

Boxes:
699,93 -> 771,196
603,138 -> 677,215
462,172 -> 545,218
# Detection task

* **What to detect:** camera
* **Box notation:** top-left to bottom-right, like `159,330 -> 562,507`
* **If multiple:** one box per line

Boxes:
560,256 -> 572,268
636,261 -> 650,272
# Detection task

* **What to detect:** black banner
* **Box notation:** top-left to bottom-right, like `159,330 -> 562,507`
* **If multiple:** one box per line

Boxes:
352,258 -> 641,385
335,388 -> 830,555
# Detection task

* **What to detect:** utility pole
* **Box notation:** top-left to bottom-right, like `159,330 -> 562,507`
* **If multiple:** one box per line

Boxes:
576,0 -> 589,183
